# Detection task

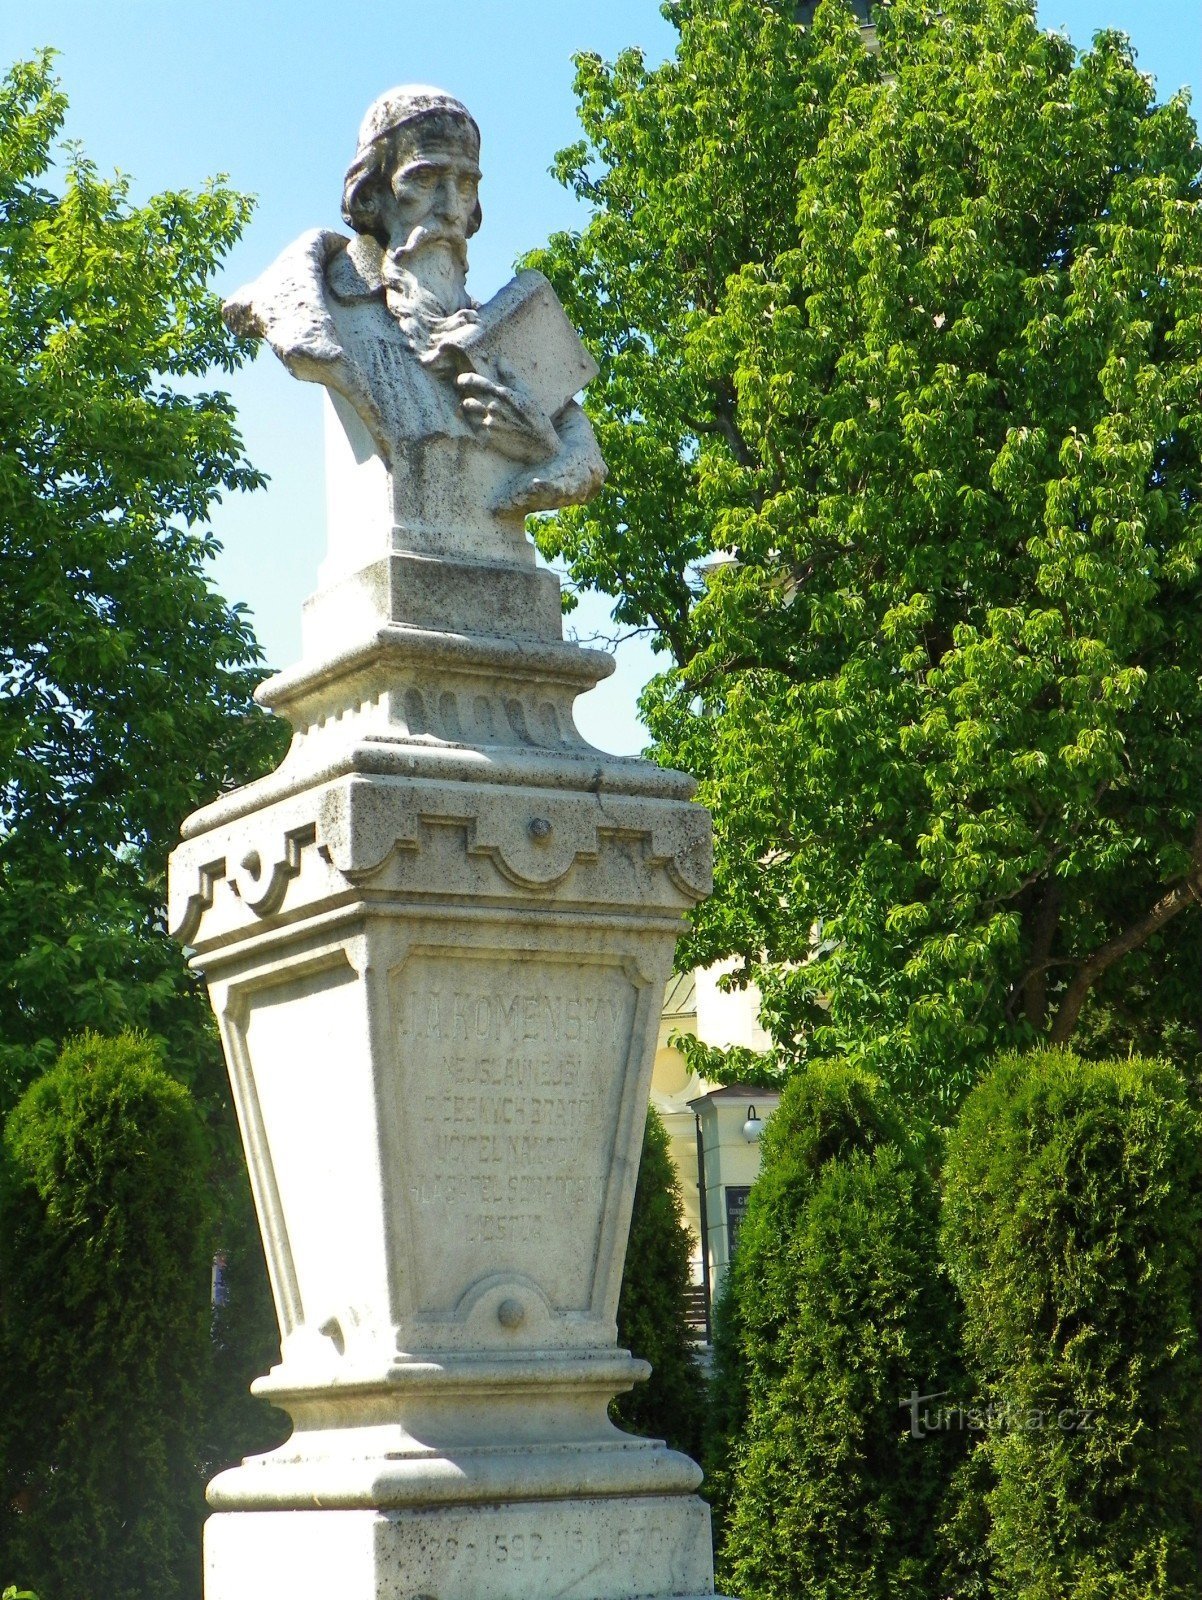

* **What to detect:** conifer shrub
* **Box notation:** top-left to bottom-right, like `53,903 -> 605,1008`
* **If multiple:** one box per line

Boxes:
0,1032 -> 213,1600
613,1104 -> 706,1459
942,1049 -> 1202,1597
199,1156 -> 289,1482
702,1271 -> 748,1555
704,1059 -> 900,1537
713,1063 -> 967,1598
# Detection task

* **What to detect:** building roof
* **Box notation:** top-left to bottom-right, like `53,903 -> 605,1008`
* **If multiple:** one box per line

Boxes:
688,1084 -> 782,1111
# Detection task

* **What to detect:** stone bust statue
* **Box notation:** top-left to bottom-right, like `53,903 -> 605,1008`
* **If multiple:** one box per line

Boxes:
224,86 -> 605,565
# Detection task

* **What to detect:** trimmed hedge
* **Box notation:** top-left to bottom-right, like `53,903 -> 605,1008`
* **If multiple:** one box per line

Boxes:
713,1063 -> 967,1598
0,1032 -> 213,1600
704,1059 -> 903,1540
942,1049 -> 1202,1597
613,1104 -> 707,1459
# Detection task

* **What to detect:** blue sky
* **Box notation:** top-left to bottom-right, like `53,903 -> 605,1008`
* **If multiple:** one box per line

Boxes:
4,2 -> 1198,755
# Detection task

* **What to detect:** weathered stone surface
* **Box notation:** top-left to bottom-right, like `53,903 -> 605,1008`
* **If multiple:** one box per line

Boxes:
207,1500 -> 726,1600
171,81 -> 717,1600
223,87 -> 604,575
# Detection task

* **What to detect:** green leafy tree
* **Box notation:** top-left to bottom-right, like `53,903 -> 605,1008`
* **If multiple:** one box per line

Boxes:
943,1049 -> 1202,1595
0,52 -> 286,1110
0,50 -> 289,1509
0,1033 -> 213,1600
531,0 -> 1202,1106
613,1105 -> 706,1459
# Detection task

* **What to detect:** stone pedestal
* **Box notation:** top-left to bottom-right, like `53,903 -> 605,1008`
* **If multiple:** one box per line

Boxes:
169,450 -> 715,1600
206,1500 -> 718,1600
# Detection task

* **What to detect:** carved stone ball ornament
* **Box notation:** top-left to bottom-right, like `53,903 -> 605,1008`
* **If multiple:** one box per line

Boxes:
170,85 -> 722,1600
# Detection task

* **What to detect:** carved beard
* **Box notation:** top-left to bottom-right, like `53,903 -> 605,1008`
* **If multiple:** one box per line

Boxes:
381,232 -> 469,340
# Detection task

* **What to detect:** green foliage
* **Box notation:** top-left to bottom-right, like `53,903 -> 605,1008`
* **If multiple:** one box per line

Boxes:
0,56 -> 289,1585
0,44 -> 287,1516
198,1163 -> 288,1484
674,1026 -> 783,1090
614,1105 -> 706,1458
0,52 -> 287,1110
942,1049 -> 1202,1596
708,1048 -> 1202,1596
703,1272 -> 749,1554
705,1057 -> 904,1536
0,1033 -> 214,1600
533,0 -> 1202,1106
711,1063 -> 967,1597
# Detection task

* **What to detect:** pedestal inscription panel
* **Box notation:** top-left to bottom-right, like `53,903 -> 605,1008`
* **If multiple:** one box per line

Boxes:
206,1496 -> 717,1600
390,952 -> 638,1313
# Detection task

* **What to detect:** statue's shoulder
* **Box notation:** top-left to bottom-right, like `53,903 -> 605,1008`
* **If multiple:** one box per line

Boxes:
326,233 -> 387,305
222,229 -> 353,368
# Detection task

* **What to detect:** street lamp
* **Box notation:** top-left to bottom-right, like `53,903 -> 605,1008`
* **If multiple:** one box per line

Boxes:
743,1104 -> 764,1143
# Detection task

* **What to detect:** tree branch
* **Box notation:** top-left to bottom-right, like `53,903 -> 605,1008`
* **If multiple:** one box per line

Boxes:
1005,956 -> 1079,1025
1049,819 -> 1202,1045
1020,881 -> 1063,1030
693,379 -> 756,470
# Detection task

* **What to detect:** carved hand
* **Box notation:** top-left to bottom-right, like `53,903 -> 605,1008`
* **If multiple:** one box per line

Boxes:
501,399 -> 606,513
456,361 -> 559,465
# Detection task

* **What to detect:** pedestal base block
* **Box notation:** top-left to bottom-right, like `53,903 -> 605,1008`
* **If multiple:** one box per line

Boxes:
205,1496 -> 719,1600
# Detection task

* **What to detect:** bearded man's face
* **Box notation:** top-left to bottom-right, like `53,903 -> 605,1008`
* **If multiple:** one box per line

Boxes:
381,120 -> 481,273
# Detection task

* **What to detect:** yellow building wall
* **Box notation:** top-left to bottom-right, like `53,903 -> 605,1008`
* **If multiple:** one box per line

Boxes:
649,966 -> 778,1306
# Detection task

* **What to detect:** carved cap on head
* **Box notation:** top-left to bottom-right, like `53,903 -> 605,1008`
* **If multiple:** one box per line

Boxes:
355,84 -> 480,153
342,84 -> 483,243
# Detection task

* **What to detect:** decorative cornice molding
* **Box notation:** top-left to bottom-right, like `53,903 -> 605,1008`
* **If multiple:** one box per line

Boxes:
170,775 -> 712,946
